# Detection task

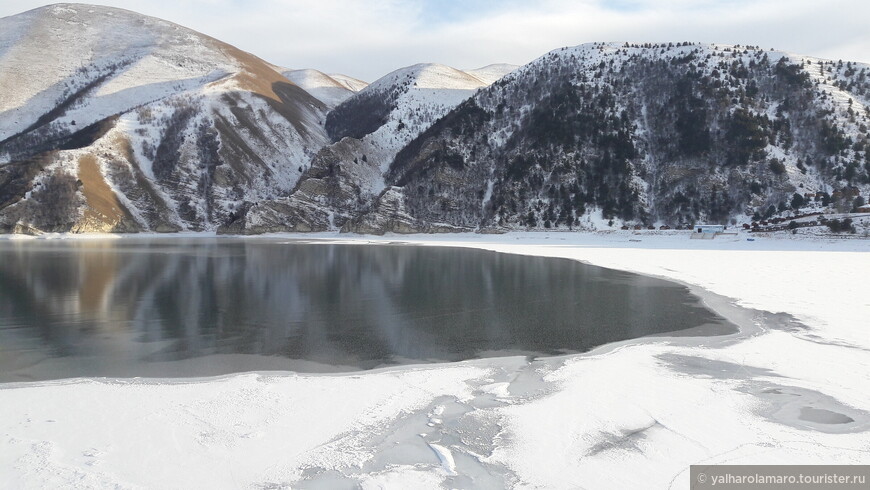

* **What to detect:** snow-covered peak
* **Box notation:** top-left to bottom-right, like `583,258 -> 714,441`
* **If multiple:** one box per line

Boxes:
318,60 -> 522,203
283,69 -> 337,92
282,68 -> 367,108
364,62 -> 489,94
0,3 -> 240,83
0,3 -> 313,140
328,73 -> 369,92
325,61 -> 505,145
325,61 -> 499,146
464,63 -> 520,85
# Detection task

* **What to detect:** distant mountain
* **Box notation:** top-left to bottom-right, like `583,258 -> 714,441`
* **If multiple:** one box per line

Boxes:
328,73 -> 370,93
464,64 -> 521,85
0,3 -> 328,233
282,69 -> 368,109
360,42 -> 870,232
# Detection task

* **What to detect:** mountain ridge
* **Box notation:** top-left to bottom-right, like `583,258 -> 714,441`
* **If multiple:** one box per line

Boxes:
1,5 -> 867,235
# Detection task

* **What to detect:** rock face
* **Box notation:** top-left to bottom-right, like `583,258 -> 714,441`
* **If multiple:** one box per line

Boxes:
218,200 -> 328,235
0,3 -> 329,234
218,139 -> 383,234
340,187 -> 470,235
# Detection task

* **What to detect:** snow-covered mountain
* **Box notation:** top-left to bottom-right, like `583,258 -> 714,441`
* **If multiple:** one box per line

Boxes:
363,42 -> 870,232
0,3 -> 328,233
281,69 -> 367,109
2,5 -> 867,236
325,63 -> 513,143
223,63 -> 517,234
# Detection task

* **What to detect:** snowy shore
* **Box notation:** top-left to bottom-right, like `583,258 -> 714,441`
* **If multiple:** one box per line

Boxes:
1,231 -> 868,488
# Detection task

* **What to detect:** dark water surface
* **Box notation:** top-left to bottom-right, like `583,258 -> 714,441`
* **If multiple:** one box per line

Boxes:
0,238 -> 733,381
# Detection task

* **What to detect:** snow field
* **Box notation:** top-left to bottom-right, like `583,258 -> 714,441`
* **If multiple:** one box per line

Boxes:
0,226 -> 868,489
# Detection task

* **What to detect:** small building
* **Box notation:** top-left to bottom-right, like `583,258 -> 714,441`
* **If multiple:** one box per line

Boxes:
695,225 -> 725,234
691,224 -> 725,240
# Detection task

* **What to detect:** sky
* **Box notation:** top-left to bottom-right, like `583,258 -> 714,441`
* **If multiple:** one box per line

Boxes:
1,0 -> 868,82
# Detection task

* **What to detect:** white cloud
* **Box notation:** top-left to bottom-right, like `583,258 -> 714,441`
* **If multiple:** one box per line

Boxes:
1,0 -> 868,81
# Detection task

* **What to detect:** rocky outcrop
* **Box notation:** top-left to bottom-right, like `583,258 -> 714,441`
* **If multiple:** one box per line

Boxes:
218,199 -> 330,235
218,138 -> 384,234
341,187 -> 471,235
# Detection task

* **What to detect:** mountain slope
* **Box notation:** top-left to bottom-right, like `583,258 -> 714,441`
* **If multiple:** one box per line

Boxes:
373,42 -> 870,231
324,63 -> 496,142
0,3 -> 329,233
223,62 -> 513,234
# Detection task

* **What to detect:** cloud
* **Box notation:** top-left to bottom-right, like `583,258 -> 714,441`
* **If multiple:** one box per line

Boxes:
1,0 -> 868,81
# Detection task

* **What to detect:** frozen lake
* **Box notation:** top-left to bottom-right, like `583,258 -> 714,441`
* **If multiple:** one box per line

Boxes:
0,238 -> 733,381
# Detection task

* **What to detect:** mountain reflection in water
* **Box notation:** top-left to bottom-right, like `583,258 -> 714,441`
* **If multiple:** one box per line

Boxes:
0,239 -> 732,381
